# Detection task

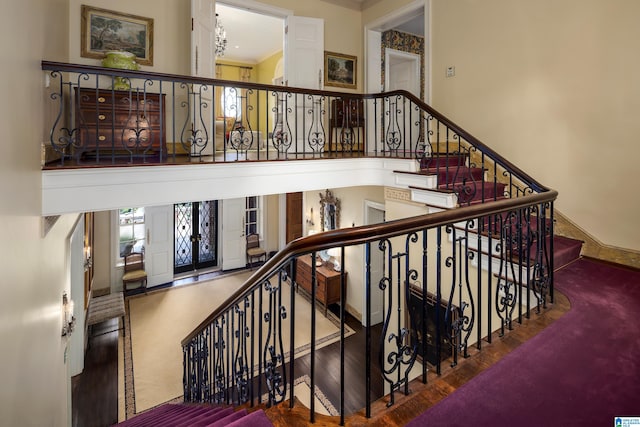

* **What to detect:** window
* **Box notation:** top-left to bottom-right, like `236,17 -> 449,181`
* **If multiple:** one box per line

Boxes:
223,87 -> 241,119
119,207 -> 145,257
245,196 -> 261,236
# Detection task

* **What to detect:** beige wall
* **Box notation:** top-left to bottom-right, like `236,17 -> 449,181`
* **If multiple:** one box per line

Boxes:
0,0 -> 76,425
67,0 -> 191,75
429,0 -> 640,252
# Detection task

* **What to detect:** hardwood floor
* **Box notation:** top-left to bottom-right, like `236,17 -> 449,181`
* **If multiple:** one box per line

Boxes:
72,318 -> 120,427
72,272 -> 569,427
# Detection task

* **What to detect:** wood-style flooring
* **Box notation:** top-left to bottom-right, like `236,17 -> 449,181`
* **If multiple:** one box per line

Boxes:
72,271 -> 568,427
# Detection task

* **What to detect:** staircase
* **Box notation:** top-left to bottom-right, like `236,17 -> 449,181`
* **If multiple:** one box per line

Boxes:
394,152 -> 583,270
113,403 -> 273,427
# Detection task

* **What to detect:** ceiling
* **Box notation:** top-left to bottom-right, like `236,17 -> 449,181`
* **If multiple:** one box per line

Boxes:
215,3 -> 424,64
215,3 -> 283,64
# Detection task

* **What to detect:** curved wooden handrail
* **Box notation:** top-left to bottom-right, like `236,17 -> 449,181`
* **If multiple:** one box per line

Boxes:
181,189 -> 557,346
366,89 -> 550,193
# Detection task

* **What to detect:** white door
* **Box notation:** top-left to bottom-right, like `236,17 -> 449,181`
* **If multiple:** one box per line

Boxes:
386,49 -> 421,151
222,198 -> 247,270
284,16 -> 324,154
191,0 -> 215,78
145,205 -> 174,287
285,16 -> 324,89
363,201 -> 386,326
191,0 -> 216,156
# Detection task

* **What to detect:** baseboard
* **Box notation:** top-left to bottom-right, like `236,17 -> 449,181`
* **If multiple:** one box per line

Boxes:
555,210 -> 640,269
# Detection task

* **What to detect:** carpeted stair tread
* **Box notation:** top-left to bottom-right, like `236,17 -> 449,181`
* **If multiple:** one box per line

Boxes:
205,409 -> 248,427
113,404 -> 189,427
183,407 -> 234,427
173,406 -> 228,427
112,404 -> 271,427
141,405 -> 207,426
440,181 -> 506,204
420,153 -> 468,169
553,235 -> 583,269
420,166 -> 485,184
226,410 -> 273,427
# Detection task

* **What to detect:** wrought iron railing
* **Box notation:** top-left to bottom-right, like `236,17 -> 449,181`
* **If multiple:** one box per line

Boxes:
42,61 -> 543,208
181,190 -> 556,425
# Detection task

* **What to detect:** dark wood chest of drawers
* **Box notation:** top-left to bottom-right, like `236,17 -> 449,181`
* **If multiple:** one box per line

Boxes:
74,88 -> 166,159
296,255 -> 347,316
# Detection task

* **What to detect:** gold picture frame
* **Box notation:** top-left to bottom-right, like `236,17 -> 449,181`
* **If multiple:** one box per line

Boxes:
324,51 -> 357,89
81,5 -> 154,66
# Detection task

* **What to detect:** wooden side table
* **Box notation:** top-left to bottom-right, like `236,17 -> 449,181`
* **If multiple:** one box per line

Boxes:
295,255 -> 347,316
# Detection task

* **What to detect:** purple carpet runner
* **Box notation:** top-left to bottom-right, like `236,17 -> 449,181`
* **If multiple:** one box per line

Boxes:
113,403 -> 273,427
407,258 -> 640,426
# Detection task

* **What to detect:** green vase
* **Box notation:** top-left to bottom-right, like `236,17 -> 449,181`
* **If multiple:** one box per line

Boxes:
102,51 -> 139,90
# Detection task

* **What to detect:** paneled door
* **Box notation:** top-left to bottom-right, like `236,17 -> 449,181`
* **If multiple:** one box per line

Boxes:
174,201 -> 218,274
286,192 -> 303,243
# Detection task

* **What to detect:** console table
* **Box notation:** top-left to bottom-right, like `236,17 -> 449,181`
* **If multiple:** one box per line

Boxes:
74,88 -> 166,159
296,255 -> 347,316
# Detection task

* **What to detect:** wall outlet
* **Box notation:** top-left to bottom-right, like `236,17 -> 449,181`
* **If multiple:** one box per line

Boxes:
446,66 -> 455,78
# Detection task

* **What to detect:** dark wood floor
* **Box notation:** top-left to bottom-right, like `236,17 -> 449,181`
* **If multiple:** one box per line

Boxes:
72,318 -> 120,427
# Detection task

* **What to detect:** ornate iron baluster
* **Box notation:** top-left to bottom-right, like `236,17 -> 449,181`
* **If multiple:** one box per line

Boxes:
228,88 -> 255,155
233,297 -> 251,404
384,95 -> 403,153
495,212 -> 519,336
306,95 -> 326,155
271,90 -> 292,155
529,203 -> 552,311
262,273 -> 287,406
47,72 -> 89,165
212,317 -> 227,403
180,83 -> 210,158
378,235 -> 419,407
445,222 -> 476,366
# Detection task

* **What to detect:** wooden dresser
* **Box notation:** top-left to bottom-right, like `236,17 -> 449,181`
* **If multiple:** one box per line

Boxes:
296,255 -> 347,316
74,88 -> 166,159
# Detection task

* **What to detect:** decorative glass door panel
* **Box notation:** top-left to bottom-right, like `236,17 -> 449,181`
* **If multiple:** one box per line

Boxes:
175,201 -> 218,273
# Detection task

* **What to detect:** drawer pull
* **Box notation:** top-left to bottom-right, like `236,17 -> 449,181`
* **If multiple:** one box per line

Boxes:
98,97 -> 106,103
98,135 -> 106,141
140,100 -> 145,105
98,114 -> 106,121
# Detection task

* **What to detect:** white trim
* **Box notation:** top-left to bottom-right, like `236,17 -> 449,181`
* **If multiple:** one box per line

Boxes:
363,0 -> 431,103
42,157 -> 417,215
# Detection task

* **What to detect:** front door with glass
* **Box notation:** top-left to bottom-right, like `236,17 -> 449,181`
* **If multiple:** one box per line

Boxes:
174,201 -> 218,274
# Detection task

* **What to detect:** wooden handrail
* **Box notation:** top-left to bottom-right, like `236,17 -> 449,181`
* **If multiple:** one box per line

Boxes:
181,189 -> 557,346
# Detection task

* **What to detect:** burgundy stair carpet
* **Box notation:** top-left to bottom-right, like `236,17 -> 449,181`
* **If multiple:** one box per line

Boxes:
553,235 -> 583,270
113,403 -> 273,427
407,258 -> 640,427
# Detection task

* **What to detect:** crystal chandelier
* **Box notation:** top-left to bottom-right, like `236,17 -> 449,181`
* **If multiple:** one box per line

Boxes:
215,13 -> 227,57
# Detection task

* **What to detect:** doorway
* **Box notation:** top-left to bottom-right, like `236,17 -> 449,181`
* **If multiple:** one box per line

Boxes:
365,1 -> 429,98
363,200 -> 386,326
174,201 -> 219,274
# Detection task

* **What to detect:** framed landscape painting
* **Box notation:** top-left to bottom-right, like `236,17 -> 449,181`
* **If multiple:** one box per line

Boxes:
325,51 -> 357,89
81,5 -> 154,66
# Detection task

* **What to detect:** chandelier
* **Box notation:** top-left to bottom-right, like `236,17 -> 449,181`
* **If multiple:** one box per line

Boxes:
215,13 -> 227,57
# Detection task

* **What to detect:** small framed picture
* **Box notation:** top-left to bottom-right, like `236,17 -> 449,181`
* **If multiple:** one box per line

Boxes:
324,51 -> 357,89
81,5 -> 154,66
